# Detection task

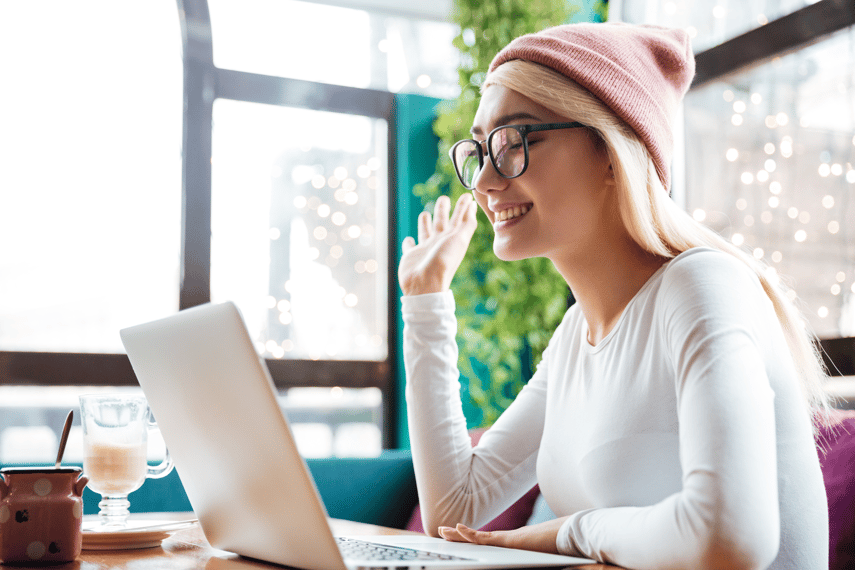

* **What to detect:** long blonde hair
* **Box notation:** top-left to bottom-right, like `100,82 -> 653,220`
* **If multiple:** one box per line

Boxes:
484,60 -> 832,430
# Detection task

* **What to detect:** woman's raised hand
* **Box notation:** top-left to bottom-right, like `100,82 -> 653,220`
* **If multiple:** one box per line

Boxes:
398,193 -> 478,296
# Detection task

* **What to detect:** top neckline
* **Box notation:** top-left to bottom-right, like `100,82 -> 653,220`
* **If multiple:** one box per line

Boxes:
581,258 -> 672,354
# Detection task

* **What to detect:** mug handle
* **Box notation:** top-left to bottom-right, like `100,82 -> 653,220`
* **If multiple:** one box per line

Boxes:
146,411 -> 175,479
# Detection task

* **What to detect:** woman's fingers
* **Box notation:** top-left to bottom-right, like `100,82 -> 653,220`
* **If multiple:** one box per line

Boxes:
401,236 -> 415,253
450,192 -> 474,227
417,211 -> 432,243
433,195 -> 451,232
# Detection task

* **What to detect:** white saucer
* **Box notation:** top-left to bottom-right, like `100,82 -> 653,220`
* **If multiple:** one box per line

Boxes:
82,517 -> 198,550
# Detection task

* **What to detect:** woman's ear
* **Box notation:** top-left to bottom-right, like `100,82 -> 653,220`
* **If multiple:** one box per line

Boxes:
604,163 -> 616,186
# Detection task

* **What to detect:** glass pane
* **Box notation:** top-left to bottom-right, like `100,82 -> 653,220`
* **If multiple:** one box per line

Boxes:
208,0 -> 459,97
0,386 -> 381,464
0,1 -> 182,353
616,0 -> 819,52
210,99 -> 388,361
683,27 -> 855,339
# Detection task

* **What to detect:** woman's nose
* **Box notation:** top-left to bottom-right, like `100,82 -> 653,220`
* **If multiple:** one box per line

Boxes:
472,157 -> 507,195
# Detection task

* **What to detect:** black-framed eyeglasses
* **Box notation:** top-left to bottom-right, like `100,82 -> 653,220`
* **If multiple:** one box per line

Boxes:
449,122 -> 585,189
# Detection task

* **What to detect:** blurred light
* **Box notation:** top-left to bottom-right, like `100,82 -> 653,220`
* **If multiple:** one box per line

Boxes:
756,171 -> 769,182
733,101 -> 746,113
828,221 -> 840,234
345,192 -> 359,205
837,272 -> 846,283
416,74 -> 432,88
357,165 -> 371,178
765,116 -> 777,128
732,114 -> 743,126
278,312 -> 292,325
344,294 -> 358,307
775,113 -> 788,125
723,90 -> 734,102
731,233 -> 744,246
365,259 -> 378,273
764,143 -> 776,155
686,26 -> 698,38
327,176 -> 341,188
764,159 -> 776,172
751,93 -> 762,104
753,248 -> 764,259
741,172 -> 754,184
313,226 -> 327,240
342,178 -> 357,191
761,211 -> 773,224
334,167 -> 348,179
736,198 -> 748,210
768,196 -> 779,208
831,284 -> 841,295
818,306 -> 829,318
771,251 -> 782,263
277,299 -> 291,312
726,148 -> 739,161
769,181 -> 782,195
818,164 -> 830,177
822,195 -> 834,208
713,5 -> 726,18
308,247 -> 320,260
744,215 -> 754,226
330,245 -> 343,258
847,170 -> 855,183
693,209 -> 706,221
294,195 -> 308,208
798,211 -> 810,224
269,228 -> 281,240
367,157 -> 380,170
331,212 -> 346,226
831,163 -> 843,176
266,296 -> 277,309
787,207 -> 798,219
317,204 -> 331,217
794,230 -> 807,242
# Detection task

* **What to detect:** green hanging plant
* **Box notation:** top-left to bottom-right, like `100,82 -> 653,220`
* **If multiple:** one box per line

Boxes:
412,0 -> 608,426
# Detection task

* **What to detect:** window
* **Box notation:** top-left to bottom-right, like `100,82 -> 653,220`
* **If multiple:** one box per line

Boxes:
0,0 -> 457,458
0,0 -> 182,352
683,27 -> 855,339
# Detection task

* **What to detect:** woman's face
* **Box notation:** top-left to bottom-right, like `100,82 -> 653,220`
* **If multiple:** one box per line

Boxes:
470,84 -> 617,263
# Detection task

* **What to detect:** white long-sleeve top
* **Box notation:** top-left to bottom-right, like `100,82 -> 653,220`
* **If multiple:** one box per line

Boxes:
403,247 -> 827,570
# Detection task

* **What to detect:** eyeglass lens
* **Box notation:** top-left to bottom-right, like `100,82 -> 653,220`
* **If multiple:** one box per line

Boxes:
453,126 -> 527,188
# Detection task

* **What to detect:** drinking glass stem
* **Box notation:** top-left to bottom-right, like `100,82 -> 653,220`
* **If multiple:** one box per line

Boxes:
98,494 -> 131,527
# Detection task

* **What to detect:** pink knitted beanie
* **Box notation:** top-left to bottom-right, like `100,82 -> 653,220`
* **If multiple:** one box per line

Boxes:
488,22 -> 695,190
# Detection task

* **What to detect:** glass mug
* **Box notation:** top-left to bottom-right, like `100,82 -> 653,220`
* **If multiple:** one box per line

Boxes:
79,394 -> 174,529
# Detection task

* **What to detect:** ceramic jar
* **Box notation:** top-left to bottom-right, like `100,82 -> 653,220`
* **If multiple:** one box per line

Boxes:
0,467 -> 89,564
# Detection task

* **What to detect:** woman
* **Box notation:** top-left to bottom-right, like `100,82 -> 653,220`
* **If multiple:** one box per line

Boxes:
397,22 -> 830,570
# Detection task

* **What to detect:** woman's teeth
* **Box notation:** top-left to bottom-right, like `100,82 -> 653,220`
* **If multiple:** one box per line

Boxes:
496,204 -> 530,222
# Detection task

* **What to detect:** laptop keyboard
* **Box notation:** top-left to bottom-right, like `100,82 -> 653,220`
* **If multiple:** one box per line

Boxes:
336,536 -> 473,562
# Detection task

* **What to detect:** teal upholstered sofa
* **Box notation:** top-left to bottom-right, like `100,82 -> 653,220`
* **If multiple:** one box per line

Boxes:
1,450 -> 419,530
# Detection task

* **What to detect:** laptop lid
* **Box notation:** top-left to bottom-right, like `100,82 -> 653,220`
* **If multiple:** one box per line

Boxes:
120,302 -> 593,570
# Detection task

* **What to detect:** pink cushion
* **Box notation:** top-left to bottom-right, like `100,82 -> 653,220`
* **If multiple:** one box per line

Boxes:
818,409 -> 855,570
405,429 -> 540,534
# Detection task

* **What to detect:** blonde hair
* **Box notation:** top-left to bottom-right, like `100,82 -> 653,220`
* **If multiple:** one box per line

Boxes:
484,60 -> 832,431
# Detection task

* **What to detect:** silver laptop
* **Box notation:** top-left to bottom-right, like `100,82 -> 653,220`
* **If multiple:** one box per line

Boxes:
120,301 -> 592,570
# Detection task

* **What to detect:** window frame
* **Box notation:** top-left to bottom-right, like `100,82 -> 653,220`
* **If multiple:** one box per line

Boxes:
0,0 -> 401,447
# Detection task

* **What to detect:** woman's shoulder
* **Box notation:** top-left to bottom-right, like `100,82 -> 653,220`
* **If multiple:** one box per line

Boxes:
660,246 -> 759,291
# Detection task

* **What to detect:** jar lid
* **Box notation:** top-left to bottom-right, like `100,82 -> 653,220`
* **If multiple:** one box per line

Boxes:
1,467 -> 83,475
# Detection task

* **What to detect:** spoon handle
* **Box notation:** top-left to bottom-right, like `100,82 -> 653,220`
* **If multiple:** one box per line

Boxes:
55,410 -> 74,468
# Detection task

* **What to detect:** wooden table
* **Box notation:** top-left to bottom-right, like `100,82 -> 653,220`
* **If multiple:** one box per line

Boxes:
2,513 -> 612,570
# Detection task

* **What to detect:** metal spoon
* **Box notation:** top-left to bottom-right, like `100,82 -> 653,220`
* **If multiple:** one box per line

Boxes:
55,410 -> 74,468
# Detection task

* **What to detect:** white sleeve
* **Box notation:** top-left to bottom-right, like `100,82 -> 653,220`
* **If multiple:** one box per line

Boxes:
556,254 -> 781,570
402,291 -> 547,537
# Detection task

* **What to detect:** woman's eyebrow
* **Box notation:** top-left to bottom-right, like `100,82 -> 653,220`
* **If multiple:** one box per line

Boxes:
470,112 -> 544,136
